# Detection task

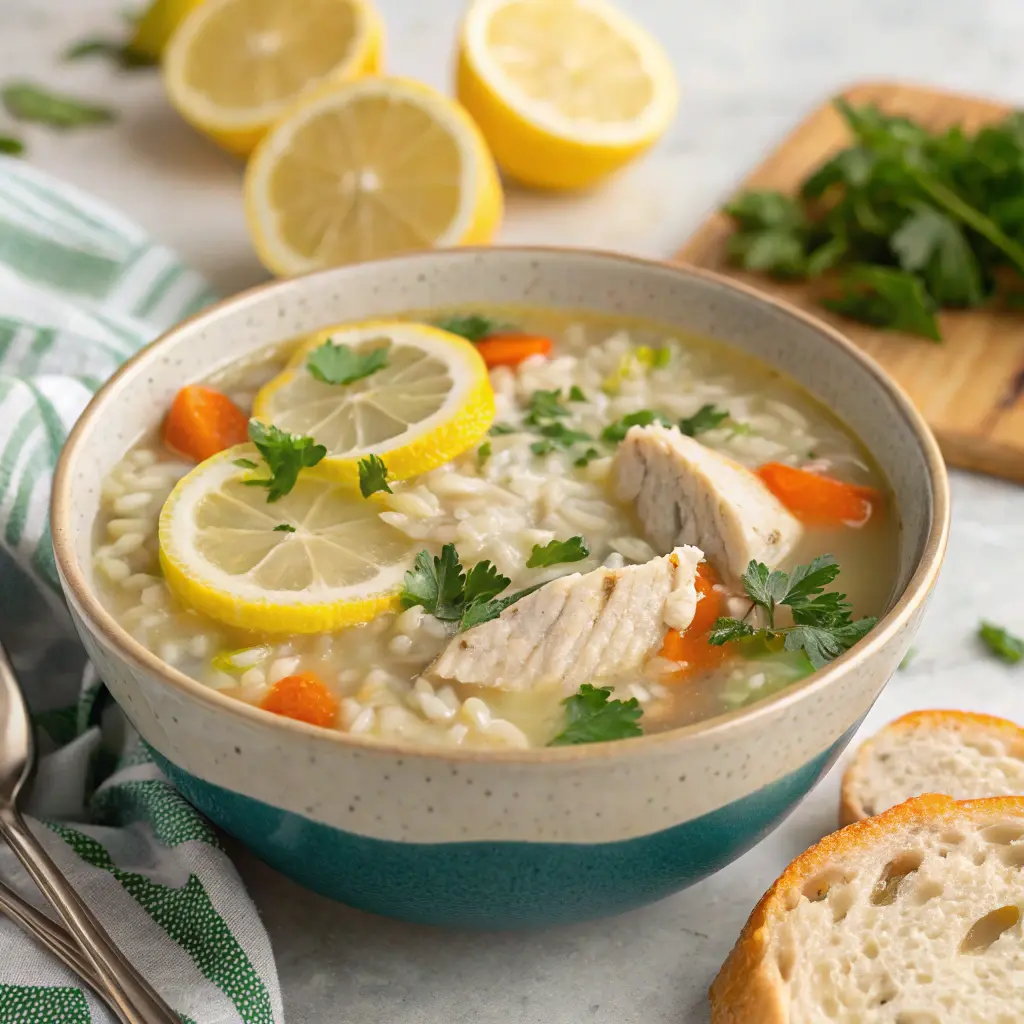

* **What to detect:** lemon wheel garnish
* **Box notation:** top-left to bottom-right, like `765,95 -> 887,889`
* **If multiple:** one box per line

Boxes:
252,321 -> 495,485
243,76 -> 502,276
163,0 -> 384,157
456,0 -> 678,190
159,446 -> 415,633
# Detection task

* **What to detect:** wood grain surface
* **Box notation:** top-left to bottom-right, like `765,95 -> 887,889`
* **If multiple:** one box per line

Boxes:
676,81 -> 1024,483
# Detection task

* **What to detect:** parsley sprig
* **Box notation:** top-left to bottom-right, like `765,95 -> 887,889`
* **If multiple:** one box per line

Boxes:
708,555 -> 877,669
400,544 -> 539,631
358,454 -> 392,497
2,82 -> 116,128
723,99 -> 1024,340
433,314 -> 510,342
978,621 -> 1024,664
549,684 -> 644,746
602,404 -> 734,444
241,421 -> 326,503
307,339 -> 388,385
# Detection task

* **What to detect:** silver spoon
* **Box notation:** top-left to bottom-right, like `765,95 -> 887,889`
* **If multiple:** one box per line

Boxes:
0,641 -> 179,1024
0,876 -> 119,1012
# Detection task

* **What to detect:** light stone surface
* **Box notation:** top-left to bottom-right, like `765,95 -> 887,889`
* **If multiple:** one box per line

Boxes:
6,0 -> 1024,1020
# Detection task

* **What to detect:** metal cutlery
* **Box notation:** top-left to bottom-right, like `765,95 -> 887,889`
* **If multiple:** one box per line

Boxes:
0,640 -> 179,1023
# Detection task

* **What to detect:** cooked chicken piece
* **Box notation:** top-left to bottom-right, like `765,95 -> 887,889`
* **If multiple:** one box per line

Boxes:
431,546 -> 703,692
612,424 -> 802,582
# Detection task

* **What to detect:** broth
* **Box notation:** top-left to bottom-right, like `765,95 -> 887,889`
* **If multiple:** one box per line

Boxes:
92,308 -> 898,750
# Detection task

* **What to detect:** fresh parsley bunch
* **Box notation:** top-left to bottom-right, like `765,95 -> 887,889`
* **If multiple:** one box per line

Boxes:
708,554 -> 876,669
724,99 -> 1024,340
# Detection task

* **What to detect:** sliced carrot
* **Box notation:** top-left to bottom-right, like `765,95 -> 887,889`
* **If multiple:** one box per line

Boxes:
163,385 -> 249,463
475,333 -> 553,368
259,672 -> 339,729
756,462 -> 881,527
659,561 -> 728,680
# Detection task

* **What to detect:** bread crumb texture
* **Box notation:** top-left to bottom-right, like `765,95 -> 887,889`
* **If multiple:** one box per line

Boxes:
710,794 -> 1024,1024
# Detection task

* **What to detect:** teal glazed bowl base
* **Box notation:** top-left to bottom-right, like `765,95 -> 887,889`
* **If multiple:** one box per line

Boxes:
155,723 -> 857,929
53,248 -> 949,929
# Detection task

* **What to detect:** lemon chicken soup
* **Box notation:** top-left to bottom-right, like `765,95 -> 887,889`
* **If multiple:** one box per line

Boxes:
93,311 -> 897,750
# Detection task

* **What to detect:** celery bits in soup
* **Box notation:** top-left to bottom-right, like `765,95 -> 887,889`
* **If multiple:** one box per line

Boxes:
93,311 -> 896,749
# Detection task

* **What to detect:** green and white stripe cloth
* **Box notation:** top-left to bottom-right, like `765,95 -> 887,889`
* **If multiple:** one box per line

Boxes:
0,156 -> 284,1023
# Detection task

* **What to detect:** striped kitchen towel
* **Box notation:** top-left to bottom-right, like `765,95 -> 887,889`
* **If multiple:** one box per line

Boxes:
0,157 -> 284,1024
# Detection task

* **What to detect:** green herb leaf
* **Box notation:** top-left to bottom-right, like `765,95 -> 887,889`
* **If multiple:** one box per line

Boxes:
358,454 -> 392,498
433,314 -> 508,342
979,621 -> 1024,664
679,404 -> 730,437
244,421 -> 326,503
273,523 -> 296,533
460,584 -> 542,630
524,388 -> 570,426
0,135 -> 24,156
2,82 -> 116,129
463,561 -> 511,607
601,409 -> 673,443
401,545 -> 466,621
527,536 -> 590,568
574,447 -> 602,468
707,617 -> 758,646
477,441 -> 492,465
63,37 -> 157,68
822,266 -> 941,342
489,422 -> 518,436
780,554 -> 841,608
549,684 -> 643,746
891,206 -> 984,307
233,458 -> 258,469
568,385 -> 587,402
307,339 -> 389,385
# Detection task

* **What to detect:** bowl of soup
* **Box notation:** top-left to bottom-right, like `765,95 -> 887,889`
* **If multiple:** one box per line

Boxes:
51,248 -> 948,928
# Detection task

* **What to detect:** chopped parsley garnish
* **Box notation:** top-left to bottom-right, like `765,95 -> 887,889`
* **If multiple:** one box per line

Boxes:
477,441 -> 492,465
708,555 -> 877,670
2,82 -> 116,128
358,454 -> 392,497
574,447 -> 601,467
433,314 -> 508,342
273,523 -> 296,533
530,422 -> 593,455
978,621 -> 1024,664
242,421 -> 326,503
636,345 -> 672,369
306,339 -> 389,385
679,404 -> 730,436
601,409 -> 673,443
489,422 -> 518,436
524,388 -> 571,425
568,385 -> 587,402
233,457 -> 258,469
0,135 -> 24,156
548,684 -> 644,746
400,543 -> 539,631
527,536 -> 589,568
63,38 -> 156,68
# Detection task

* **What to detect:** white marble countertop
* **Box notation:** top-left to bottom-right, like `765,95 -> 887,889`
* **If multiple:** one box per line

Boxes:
7,0 -> 1024,1020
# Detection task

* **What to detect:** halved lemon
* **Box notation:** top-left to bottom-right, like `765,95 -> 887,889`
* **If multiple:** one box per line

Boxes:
252,321 -> 495,485
244,77 -> 503,276
163,0 -> 384,156
159,446 -> 415,633
456,0 -> 678,190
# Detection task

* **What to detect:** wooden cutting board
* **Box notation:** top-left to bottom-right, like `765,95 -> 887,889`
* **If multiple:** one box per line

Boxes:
675,80 -> 1024,483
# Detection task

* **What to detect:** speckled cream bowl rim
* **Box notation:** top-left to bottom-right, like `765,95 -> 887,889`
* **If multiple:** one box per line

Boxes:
51,246 -> 950,765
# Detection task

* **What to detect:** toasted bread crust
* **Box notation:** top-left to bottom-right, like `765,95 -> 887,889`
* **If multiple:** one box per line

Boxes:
839,710 -> 1024,826
709,794 -> 1024,1024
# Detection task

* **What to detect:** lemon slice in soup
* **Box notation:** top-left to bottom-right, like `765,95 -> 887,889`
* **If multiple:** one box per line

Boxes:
253,321 -> 495,485
158,446 -> 415,634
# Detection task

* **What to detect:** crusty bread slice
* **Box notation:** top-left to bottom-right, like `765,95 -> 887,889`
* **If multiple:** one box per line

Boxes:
710,794 -> 1024,1024
840,710 -> 1024,826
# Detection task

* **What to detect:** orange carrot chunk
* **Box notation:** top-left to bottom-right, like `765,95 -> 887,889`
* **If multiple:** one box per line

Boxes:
260,672 -> 339,729
163,385 -> 249,463
756,462 -> 881,527
475,333 -> 553,368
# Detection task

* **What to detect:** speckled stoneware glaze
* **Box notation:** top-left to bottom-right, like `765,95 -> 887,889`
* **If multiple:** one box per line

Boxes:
52,248 -> 949,929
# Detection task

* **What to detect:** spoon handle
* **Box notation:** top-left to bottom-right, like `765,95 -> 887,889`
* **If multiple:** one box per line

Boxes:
0,807 -> 180,1023
0,878 -> 120,1015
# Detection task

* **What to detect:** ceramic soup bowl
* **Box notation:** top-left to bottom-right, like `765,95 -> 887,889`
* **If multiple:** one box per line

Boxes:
52,248 -> 949,929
